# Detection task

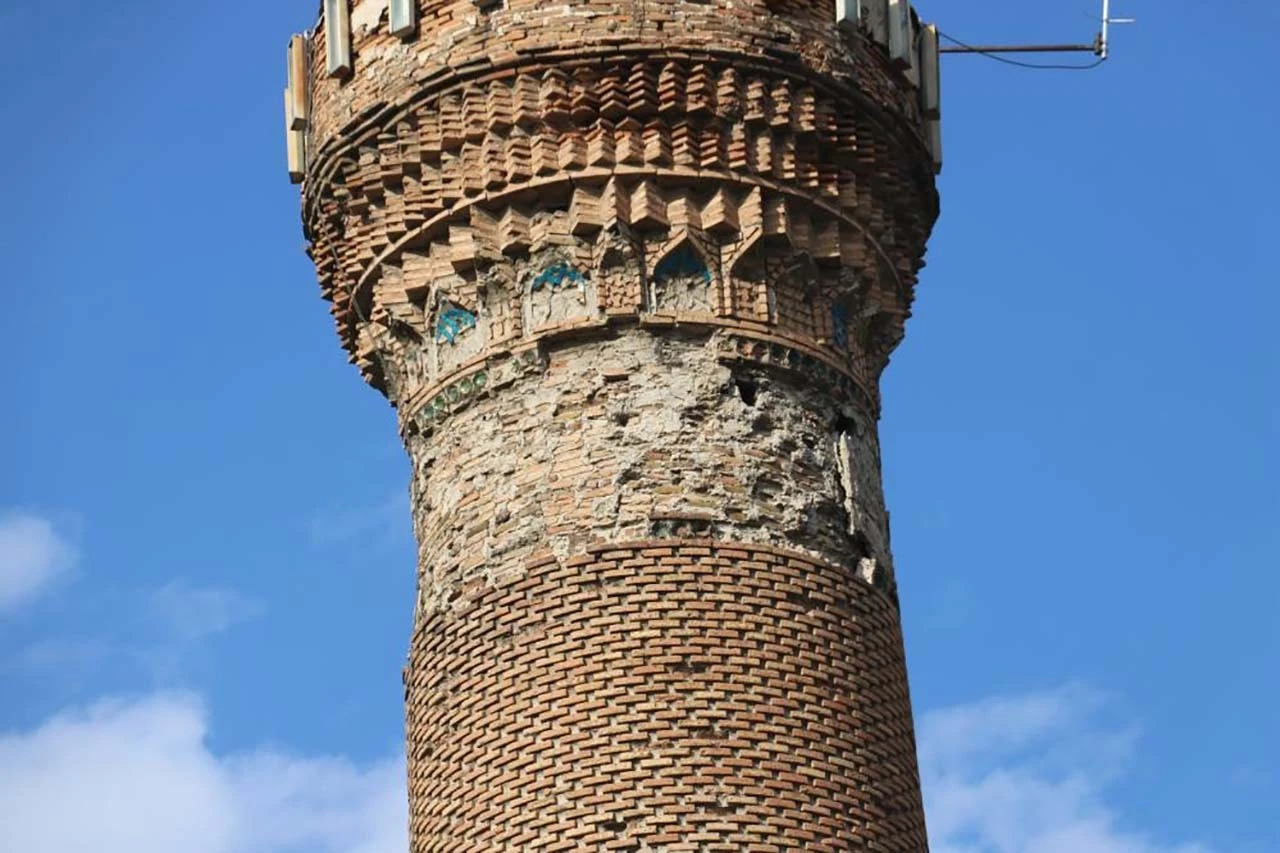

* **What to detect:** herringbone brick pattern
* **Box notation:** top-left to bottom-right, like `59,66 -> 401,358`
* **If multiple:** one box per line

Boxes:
407,541 -> 927,851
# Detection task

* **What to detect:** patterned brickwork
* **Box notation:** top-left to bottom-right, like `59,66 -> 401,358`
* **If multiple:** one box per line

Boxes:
296,1 -> 937,399
303,0 -> 925,152
381,237 -> 885,434
291,1 -> 939,849
407,540 -> 926,851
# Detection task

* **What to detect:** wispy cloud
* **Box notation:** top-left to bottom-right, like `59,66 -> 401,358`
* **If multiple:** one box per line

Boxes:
0,508 -> 260,683
0,511 -> 76,613
0,693 -> 405,853
147,580 -> 264,642
306,491 -> 410,549
8,637 -> 118,673
921,684 -> 1213,853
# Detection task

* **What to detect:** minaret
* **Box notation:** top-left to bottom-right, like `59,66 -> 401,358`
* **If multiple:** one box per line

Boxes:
286,0 -> 941,848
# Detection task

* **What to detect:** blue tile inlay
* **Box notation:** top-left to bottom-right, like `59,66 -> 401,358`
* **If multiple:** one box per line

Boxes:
831,303 -> 850,350
654,244 -> 711,283
435,305 -> 477,344
530,260 -> 586,292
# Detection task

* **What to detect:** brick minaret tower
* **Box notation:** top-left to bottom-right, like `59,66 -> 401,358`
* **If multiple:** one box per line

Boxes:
286,0 -> 941,847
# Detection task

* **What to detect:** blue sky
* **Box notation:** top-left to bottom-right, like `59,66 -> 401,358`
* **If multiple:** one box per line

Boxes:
1,1 -> 1276,851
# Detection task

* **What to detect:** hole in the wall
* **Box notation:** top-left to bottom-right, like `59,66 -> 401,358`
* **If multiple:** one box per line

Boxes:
668,660 -> 710,675
849,531 -> 873,562
735,377 -> 758,406
649,516 -> 716,538
787,590 -> 821,611
681,404 -> 709,426
389,319 -> 422,345
753,477 -> 783,498
834,414 -> 856,434
704,800 -> 741,815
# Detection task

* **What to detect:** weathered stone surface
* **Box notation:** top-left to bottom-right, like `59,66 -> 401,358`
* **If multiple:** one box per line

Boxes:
291,0 -> 939,849
406,330 -> 891,616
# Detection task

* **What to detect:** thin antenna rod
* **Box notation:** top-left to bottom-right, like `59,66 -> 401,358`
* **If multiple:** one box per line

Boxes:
939,43 -> 1095,55
940,0 -> 1134,61
1099,0 -> 1137,60
1101,0 -> 1112,60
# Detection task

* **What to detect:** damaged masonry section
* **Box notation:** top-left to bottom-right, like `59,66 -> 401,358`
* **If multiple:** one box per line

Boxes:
407,329 -> 896,618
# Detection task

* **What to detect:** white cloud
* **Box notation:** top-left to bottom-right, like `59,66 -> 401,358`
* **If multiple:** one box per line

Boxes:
920,684 -> 1213,853
0,682 -> 1214,853
148,580 -> 264,641
0,693 -> 405,853
307,492 -> 408,547
4,584 -> 263,684
0,512 -> 75,612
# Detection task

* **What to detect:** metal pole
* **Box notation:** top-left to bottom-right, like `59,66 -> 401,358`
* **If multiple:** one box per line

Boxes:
1101,0 -> 1111,60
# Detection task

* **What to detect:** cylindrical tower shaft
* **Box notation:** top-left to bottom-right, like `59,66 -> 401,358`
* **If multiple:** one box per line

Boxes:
288,0 -> 940,848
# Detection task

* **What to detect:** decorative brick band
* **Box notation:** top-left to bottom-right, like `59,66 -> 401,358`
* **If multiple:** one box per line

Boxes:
300,50 -> 937,373
302,36 -> 928,179
402,322 -> 881,441
406,539 -> 927,851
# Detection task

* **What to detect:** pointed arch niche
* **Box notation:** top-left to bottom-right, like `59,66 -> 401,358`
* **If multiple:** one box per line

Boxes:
729,240 -> 826,340
649,238 -> 714,314
430,287 -> 484,376
521,249 -> 596,333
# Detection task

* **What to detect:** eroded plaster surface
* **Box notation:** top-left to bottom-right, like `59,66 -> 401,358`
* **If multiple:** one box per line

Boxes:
406,328 -> 894,617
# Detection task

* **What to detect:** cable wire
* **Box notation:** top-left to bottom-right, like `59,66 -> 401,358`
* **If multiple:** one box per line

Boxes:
938,30 -> 1105,71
